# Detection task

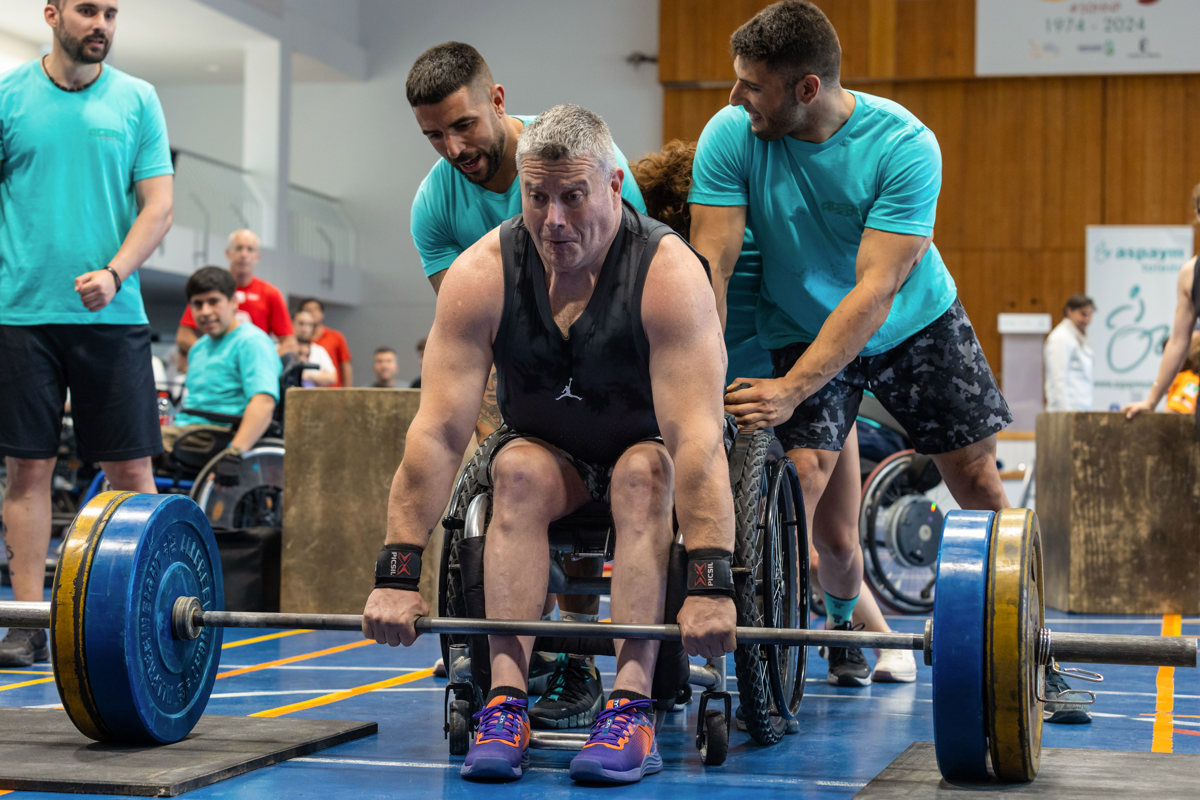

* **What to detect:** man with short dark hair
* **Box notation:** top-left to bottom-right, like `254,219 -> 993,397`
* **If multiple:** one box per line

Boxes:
0,0 -> 174,667
163,267 -> 281,465
175,229 -> 296,366
372,347 -> 399,388
686,0 -> 1038,699
363,104 -> 735,784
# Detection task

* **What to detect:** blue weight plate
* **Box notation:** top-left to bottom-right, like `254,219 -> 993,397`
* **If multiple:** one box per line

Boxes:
83,493 -> 224,744
931,509 -> 994,782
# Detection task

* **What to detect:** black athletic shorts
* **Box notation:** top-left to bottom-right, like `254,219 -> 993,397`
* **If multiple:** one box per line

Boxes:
770,299 -> 1012,455
0,324 -> 163,462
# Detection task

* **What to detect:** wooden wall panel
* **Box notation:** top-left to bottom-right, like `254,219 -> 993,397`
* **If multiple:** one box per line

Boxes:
1103,75 -> 1200,226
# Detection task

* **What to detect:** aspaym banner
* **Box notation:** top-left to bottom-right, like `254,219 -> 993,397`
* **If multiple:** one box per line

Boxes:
977,0 -> 1200,76
1086,225 -> 1193,411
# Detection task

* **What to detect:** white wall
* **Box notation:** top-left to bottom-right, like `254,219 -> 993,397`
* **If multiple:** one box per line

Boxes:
151,0 -> 662,384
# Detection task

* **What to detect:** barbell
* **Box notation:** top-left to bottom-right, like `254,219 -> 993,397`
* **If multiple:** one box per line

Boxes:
0,491 -> 1195,785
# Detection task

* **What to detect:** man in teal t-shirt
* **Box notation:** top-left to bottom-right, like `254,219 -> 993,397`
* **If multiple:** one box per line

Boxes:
0,0 -> 174,667
170,267 -> 281,457
688,1 -> 1039,702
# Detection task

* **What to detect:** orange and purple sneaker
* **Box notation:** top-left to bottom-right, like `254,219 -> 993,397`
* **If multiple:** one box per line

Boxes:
569,696 -> 662,784
460,694 -> 531,781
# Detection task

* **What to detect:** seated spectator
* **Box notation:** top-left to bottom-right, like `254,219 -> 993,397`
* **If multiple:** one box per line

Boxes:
162,267 -> 282,472
373,347 -> 400,388
176,229 -> 296,368
293,309 -> 338,387
299,298 -> 353,386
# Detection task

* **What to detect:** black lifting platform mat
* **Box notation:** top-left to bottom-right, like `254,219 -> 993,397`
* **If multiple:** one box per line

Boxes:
857,741 -> 1200,798
0,708 -> 377,796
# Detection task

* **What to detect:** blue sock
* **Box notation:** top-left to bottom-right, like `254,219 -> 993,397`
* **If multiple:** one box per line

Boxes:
824,592 -> 859,628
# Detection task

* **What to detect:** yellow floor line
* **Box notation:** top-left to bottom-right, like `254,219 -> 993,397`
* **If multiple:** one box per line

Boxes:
0,670 -> 53,677
0,677 -> 56,693
221,629 -> 314,649
249,667 -> 436,718
217,639 -> 375,679
1151,614 -> 1182,754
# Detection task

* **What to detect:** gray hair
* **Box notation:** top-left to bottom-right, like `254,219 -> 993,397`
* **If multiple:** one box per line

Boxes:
515,104 -> 616,177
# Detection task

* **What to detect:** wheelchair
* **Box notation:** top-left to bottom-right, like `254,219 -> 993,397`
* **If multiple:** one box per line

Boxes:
436,424 -> 807,766
856,395 -> 951,613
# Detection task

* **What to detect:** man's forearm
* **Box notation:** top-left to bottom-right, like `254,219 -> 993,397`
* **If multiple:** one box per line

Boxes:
109,201 -> 173,279
384,425 -> 472,550
672,439 -> 735,554
780,282 -> 894,401
230,394 -> 276,451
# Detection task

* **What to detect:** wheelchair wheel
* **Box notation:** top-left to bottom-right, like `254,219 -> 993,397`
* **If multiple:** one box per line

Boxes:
730,431 -> 808,746
191,438 -> 285,530
858,449 -> 946,613
438,442 -> 493,677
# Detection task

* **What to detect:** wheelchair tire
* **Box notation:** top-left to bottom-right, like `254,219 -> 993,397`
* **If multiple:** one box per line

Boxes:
447,699 -> 472,756
437,443 -> 492,677
729,431 -> 807,746
190,438 -> 285,530
859,449 -> 942,613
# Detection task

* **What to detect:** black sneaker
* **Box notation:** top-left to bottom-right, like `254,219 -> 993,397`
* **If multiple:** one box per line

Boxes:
1043,667 -> 1092,724
528,654 -> 603,729
0,628 -> 49,668
826,622 -> 871,687
527,651 -> 558,696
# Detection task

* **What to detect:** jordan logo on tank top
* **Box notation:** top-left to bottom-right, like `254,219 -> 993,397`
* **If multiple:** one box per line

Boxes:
556,378 -> 582,401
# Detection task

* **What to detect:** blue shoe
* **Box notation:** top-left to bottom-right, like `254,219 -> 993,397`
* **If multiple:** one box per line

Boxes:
569,697 -> 662,784
460,695 -> 530,781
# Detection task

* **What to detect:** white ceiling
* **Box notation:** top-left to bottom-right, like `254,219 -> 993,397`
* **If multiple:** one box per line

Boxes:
0,0 -> 351,85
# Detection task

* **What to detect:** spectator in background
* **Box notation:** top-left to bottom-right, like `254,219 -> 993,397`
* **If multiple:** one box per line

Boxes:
373,347 -> 400,388
293,309 -> 337,387
176,229 -> 295,369
300,298 -> 353,387
1124,182 -> 1200,421
1043,293 -> 1095,412
1165,332 -> 1200,414
409,338 -> 426,388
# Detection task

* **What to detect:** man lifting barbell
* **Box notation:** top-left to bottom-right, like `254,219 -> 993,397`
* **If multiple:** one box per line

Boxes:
359,104 -> 737,785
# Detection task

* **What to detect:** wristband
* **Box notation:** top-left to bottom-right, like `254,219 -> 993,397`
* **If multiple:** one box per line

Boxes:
104,265 -> 122,293
686,548 -> 735,598
375,543 -> 423,591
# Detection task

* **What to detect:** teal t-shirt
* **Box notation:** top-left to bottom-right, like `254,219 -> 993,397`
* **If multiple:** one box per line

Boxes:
725,230 -> 774,383
175,323 -> 281,427
690,95 -> 957,356
0,61 -> 173,324
411,114 -> 648,278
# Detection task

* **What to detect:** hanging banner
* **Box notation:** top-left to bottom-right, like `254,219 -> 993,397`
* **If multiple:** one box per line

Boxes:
976,1 -> 1200,76
1086,225 -> 1193,411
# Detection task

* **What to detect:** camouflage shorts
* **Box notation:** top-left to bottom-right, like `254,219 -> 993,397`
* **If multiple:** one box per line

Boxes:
771,299 -> 1012,455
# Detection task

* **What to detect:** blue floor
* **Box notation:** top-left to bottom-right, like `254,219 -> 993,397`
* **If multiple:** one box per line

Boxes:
1,582 -> 1197,799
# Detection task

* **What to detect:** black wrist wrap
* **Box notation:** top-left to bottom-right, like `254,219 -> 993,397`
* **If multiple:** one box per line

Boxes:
375,543 -> 423,591
686,548 -> 735,598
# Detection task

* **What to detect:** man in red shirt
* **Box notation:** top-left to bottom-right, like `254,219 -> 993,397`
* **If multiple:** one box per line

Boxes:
300,297 -> 353,387
175,229 -> 296,368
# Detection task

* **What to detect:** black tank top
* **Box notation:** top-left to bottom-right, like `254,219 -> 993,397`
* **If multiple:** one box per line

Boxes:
494,202 -> 698,464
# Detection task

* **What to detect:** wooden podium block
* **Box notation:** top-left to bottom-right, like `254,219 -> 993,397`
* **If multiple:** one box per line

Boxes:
281,388 -> 422,614
1036,412 -> 1200,614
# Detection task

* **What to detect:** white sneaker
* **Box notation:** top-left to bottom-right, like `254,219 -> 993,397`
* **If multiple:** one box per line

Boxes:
872,648 -> 917,683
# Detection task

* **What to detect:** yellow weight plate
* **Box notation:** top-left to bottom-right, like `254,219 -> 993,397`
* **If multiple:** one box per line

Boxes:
984,507 -> 1044,782
49,491 -> 136,742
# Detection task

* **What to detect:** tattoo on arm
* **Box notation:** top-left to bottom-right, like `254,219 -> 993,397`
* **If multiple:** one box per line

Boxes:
475,367 -> 502,440
5,546 -> 13,561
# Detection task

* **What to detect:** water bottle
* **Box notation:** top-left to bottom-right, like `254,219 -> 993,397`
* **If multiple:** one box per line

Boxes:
157,390 -> 173,426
